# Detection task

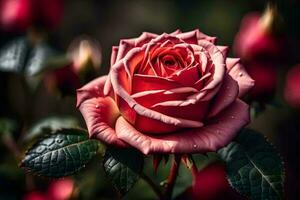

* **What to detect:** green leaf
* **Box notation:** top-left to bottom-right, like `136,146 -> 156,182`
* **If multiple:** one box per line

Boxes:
0,118 -> 17,136
24,42 -> 57,76
0,37 -> 29,73
103,147 -> 144,195
218,128 -> 285,200
21,128 -> 99,178
24,116 -> 79,142
0,37 -> 58,76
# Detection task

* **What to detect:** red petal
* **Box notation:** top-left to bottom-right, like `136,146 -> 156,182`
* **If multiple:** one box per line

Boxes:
226,58 -> 255,97
176,29 -> 217,44
76,75 -> 106,107
79,97 -> 128,147
208,75 -> 239,118
115,100 -> 249,154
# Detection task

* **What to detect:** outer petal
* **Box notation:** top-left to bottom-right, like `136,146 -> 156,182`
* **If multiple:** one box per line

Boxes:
78,97 -> 128,147
226,58 -> 255,97
176,29 -> 217,44
207,75 -> 239,118
115,32 -> 157,62
217,46 -> 229,58
115,100 -> 249,154
77,75 -> 107,107
111,46 -> 118,66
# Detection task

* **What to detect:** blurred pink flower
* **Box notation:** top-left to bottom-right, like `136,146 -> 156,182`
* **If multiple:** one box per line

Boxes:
47,179 -> 74,200
0,0 -> 32,32
234,5 -> 284,63
177,162 -> 244,200
247,62 -> 277,100
22,178 -> 74,200
0,0 -> 63,32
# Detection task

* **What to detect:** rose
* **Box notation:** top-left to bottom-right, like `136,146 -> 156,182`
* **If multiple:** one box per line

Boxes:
44,37 -> 101,96
77,29 -> 254,155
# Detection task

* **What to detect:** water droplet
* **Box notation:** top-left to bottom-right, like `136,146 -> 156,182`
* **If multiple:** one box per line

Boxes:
95,104 -> 99,108
193,144 -> 197,148
56,139 -> 63,144
230,116 -> 235,119
239,72 -> 243,77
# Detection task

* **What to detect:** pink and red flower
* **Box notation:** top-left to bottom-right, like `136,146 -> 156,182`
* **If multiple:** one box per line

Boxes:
77,30 -> 254,154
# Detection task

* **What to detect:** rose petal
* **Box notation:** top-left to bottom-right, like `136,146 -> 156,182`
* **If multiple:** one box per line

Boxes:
111,46 -> 118,66
176,29 -> 217,44
151,100 -> 209,123
131,87 -> 205,123
208,75 -> 239,118
217,45 -> 229,58
116,32 -> 157,62
132,74 -> 182,93
76,75 -> 107,107
78,97 -> 127,147
226,58 -> 255,97
115,99 -> 249,154
132,87 -> 196,108
169,64 -> 201,86
170,29 -> 182,35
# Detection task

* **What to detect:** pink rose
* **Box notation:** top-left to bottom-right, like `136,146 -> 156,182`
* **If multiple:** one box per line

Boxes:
77,30 -> 254,154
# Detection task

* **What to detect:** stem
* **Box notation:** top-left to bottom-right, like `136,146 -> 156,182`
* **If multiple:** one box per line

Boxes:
164,155 -> 181,200
140,172 -> 163,199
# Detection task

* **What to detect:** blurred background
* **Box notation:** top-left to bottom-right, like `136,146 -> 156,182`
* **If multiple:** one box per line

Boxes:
0,0 -> 300,199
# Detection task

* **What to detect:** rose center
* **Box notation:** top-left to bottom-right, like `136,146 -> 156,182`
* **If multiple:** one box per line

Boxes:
162,55 -> 177,67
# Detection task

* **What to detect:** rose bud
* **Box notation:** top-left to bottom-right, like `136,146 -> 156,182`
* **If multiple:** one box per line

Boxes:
176,162 -> 244,200
67,37 -> 102,82
77,30 -> 254,155
246,62 -> 277,100
234,4 -> 284,62
0,0 -> 32,32
284,65 -> 300,108
44,37 -> 101,96
47,178 -> 74,200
